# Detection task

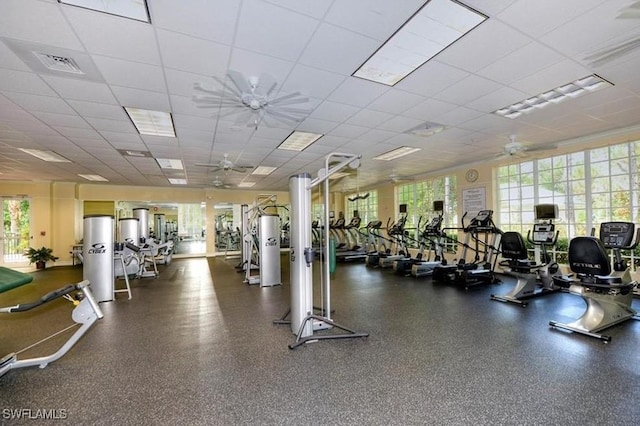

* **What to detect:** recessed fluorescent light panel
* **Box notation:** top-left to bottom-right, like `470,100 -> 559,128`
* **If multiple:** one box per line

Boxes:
374,146 -> 421,161
124,107 -> 176,137
18,148 -> 71,162
168,178 -> 187,185
156,158 -> 184,170
353,0 -> 487,86
277,131 -> 323,151
58,0 -> 151,23
78,174 -> 108,182
117,149 -> 153,157
238,182 -> 256,188
252,166 -> 277,176
494,74 -> 614,119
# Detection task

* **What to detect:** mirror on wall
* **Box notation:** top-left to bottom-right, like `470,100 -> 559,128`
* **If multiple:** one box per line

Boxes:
115,201 -> 206,255
214,203 -> 241,253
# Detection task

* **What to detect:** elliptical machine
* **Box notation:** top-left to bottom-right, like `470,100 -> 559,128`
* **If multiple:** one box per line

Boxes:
433,210 -> 501,290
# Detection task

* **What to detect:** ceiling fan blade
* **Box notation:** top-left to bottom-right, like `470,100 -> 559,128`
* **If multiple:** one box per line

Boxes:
272,106 -> 314,115
227,70 -> 251,95
211,75 -> 241,97
195,164 -> 224,173
265,109 -> 304,123
526,143 -> 557,152
269,92 -> 306,105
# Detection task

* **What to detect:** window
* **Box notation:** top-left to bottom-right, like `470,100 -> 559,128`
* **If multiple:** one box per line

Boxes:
345,190 -> 378,226
496,140 -> 640,266
396,176 -> 457,229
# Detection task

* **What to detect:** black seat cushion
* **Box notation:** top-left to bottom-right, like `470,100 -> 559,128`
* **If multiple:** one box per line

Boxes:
501,231 -> 529,260
568,237 -> 611,276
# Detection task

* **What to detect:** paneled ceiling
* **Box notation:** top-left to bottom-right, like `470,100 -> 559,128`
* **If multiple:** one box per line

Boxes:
2,0 -> 640,191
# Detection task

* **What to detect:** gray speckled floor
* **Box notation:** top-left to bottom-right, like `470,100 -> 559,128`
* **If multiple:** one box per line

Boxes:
1,257 -> 639,425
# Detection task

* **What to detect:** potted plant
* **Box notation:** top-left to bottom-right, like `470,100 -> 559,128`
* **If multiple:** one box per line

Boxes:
25,246 -> 59,269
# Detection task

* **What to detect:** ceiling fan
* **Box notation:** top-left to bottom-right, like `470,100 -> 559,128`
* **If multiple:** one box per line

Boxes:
212,176 -> 231,189
389,172 -> 414,183
193,70 -> 312,129
195,154 -> 254,173
496,135 -> 557,159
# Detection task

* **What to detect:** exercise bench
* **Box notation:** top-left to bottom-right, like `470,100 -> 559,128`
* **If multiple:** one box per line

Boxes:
0,267 -> 103,377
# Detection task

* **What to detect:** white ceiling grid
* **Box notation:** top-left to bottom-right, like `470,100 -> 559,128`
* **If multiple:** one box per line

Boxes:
0,0 -> 639,190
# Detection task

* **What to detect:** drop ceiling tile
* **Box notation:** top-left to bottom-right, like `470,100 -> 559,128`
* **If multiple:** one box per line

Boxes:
433,74 -> 503,106
173,114 -> 216,133
262,0 -> 333,19
87,117 -> 137,133
508,59 -> 595,96
152,0 -> 240,45
437,21 -> 530,74
32,111 -> 89,128
0,0 -> 83,50
540,1 -> 640,57
328,123 -> 369,139
297,117 -> 338,134
461,0 -> 517,16
477,42 -> 565,85
3,92 -> 75,114
367,89 -> 424,115
0,40 -> 32,72
465,86 -> 529,113
64,7 -> 160,65
54,126 -> 103,139
298,23 -> 380,75
309,101 -> 359,122
377,116 -> 423,133
403,98 -> 458,121
235,0 -> 319,62
157,29 -> 231,77
327,78 -> 388,107
166,69 -> 215,97
111,86 -> 171,111
41,75 -> 117,104
431,106 -> 485,126
0,69 -> 58,97
497,0 -> 601,39
324,0 -> 423,41
396,60 -> 469,98
345,108 -> 394,127
67,100 -> 127,120
356,128 -> 395,144
170,94 -> 215,118
92,56 -> 166,92
280,64 -> 347,99
228,48 -> 296,87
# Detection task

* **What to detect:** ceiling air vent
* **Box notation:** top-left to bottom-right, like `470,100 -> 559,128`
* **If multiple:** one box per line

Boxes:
33,52 -> 84,74
405,121 -> 446,138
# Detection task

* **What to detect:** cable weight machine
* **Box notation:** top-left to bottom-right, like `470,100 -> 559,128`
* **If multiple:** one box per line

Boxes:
276,153 -> 369,349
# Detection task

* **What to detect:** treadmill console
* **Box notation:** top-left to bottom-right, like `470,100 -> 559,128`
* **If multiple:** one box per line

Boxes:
423,216 -> 443,236
347,216 -> 361,228
600,222 -> 636,249
532,223 -> 555,243
469,210 -> 493,227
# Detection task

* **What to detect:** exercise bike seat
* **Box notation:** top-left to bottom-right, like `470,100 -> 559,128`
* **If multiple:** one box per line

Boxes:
499,231 -> 543,274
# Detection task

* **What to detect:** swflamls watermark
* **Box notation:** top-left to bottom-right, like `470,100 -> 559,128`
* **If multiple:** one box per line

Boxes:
2,408 -> 68,420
